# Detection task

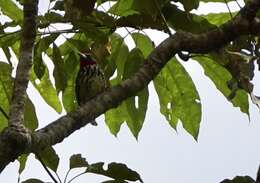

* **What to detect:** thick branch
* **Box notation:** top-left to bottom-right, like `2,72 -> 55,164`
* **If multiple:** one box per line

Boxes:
0,0 -> 38,172
9,0 -> 38,126
31,0 -> 260,151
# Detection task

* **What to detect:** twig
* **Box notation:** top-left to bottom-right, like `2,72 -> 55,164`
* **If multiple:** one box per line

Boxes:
224,0 -> 233,18
67,171 -> 86,183
35,152 -> 59,183
0,106 -> 9,120
152,0 -> 172,36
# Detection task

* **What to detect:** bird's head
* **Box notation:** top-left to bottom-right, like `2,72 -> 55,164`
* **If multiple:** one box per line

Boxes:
79,52 -> 96,67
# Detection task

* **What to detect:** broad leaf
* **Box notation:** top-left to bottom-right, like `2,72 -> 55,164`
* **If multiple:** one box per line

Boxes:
123,49 -> 148,138
194,56 -> 249,115
87,162 -> 143,183
0,62 -> 38,131
154,58 -> 201,139
62,52 -> 79,112
31,66 -> 62,113
52,43 -> 67,93
109,0 -> 141,17
105,34 -> 129,135
0,62 -> 11,131
18,154 -> 28,174
69,154 -> 89,169
131,33 -> 154,58
0,0 -> 23,24
37,147 -> 59,172
34,34 -> 59,79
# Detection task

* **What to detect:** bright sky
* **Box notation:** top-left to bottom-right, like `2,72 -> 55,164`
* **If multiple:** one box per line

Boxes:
1,1 -> 260,183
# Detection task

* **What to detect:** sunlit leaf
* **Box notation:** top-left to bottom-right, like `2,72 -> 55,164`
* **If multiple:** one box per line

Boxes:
123,48 -> 148,138
194,56 -> 249,115
62,52 -> 78,112
30,66 -> 62,113
0,0 -> 23,23
131,33 -> 154,58
154,58 -> 201,139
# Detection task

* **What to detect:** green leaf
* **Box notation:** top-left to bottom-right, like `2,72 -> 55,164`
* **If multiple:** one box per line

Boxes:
37,147 -> 59,172
154,58 -> 201,139
18,154 -> 29,174
34,34 -> 59,79
69,154 -> 89,169
0,32 -> 20,47
105,103 -> 128,136
203,12 -> 237,26
105,35 -> 129,135
131,33 -> 154,58
87,162 -> 143,183
102,180 -> 128,183
21,179 -> 44,183
0,62 -> 38,131
123,48 -> 148,138
24,98 -> 38,130
0,0 -> 23,23
52,43 -> 67,93
163,4 -> 215,33
194,56 -> 249,115
31,66 -> 62,113
0,62 -> 11,131
62,52 -> 78,112
179,0 -> 199,11
108,0 -> 141,17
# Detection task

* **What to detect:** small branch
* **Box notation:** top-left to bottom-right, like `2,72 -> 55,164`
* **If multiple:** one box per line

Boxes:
0,107 -> 9,120
67,171 -> 86,183
256,165 -> 260,183
35,153 -> 59,183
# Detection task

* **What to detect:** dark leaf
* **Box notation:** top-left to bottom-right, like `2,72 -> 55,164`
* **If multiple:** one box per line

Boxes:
69,154 -> 89,169
220,176 -> 255,183
52,43 -> 67,93
37,147 -> 59,172
34,34 -> 59,79
87,162 -> 143,182
21,179 -> 44,183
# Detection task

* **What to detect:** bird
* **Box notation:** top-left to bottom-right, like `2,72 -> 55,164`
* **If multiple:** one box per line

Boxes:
75,51 -> 107,125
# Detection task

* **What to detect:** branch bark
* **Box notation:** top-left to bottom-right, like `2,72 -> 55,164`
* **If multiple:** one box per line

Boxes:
0,0 -> 260,173
0,0 -> 38,172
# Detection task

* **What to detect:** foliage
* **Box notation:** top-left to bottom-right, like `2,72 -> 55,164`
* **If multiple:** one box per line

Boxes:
0,0 -> 259,182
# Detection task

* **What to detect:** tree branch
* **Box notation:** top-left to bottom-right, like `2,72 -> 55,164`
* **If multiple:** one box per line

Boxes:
9,0 -> 38,126
0,0 -> 38,172
31,0 -> 260,151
